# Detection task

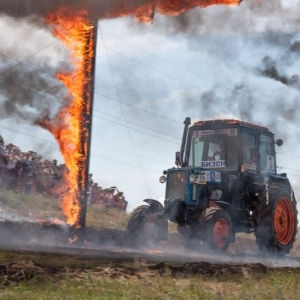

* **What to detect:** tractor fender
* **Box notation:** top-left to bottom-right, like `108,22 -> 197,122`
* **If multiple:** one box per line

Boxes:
143,199 -> 164,214
211,201 -> 236,221
268,174 -> 291,190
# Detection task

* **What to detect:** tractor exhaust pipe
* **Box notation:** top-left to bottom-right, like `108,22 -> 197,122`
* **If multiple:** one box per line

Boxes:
180,117 -> 191,167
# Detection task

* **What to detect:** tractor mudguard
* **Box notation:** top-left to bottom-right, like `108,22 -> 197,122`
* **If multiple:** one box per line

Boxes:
269,174 -> 290,184
143,199 -> 164,213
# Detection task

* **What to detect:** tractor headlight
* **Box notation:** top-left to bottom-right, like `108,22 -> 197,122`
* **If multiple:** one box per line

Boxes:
189,174 -> 196,183
159,175 -> 167,183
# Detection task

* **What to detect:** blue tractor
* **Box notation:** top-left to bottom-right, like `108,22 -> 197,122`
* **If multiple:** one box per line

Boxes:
127,117 -> 298,255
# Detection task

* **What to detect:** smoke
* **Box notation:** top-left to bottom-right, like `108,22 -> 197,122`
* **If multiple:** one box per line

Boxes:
0,15 -> 72,125
0,0 -> 243,20
257,56 -> 300,91
137,0 -> 300,35
148,0 -> 300,131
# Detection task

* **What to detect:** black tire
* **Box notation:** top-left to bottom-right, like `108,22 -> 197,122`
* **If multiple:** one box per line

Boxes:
126,205 -> 160,249
200,207 -> 233,253
255,188 -> 298,256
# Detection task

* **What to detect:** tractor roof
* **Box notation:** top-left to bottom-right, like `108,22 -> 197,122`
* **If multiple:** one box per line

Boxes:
192,119 -> 270,132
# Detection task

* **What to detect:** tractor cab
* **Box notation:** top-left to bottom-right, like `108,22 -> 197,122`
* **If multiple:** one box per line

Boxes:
179,118 -> 278,173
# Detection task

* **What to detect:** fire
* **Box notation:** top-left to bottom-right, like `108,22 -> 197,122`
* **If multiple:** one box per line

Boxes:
68,234 -> 79,244
145,249 -> 163,254
43,8 -> 95,227
107,0 -> 242,22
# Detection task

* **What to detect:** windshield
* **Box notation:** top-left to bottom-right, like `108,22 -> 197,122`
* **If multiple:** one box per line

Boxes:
188,128 -> 239,171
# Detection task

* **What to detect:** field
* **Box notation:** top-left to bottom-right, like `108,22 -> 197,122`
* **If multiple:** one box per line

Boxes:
1,190 -> 300,299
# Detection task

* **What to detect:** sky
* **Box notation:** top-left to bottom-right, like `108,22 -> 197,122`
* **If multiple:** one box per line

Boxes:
0,0 -> 300,212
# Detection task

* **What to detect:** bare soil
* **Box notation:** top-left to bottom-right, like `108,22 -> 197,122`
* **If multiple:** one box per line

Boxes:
1,221 -> 300,284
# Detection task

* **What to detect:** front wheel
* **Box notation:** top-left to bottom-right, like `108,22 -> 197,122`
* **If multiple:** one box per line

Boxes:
127,202 -> 167,249
255,188 -> 298,256
200,207 -> 233,253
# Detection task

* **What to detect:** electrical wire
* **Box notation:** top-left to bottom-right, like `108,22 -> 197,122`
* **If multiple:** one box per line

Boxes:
91,143 -> 172,164
93,109 -> 181,140
91,152 -> 163,173
0,122 -> 173,165
101,29 -> 281,118
0,41 -> 58,77
99,24 -> 152,196
0,48 -> 299,131
95,92 -> 182,125
93,114 -> 180,145
97,42 -> 291,121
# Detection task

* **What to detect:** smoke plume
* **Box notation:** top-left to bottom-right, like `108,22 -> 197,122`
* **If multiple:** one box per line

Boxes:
257,56 -> 300,91
0,0 -> 242,20
0,15 -> 72,124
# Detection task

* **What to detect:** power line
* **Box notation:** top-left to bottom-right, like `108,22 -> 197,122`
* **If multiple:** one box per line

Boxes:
93,114 -> 180,145
0,122 -> 173,164
91,143 -> 172,164
3,120 -> 300,179
97,43 -> 289,120
91,152 -> 162,173
1,29 -> 300,129
1,115 -> 300,169
93,109 -> 181,140
1,49 -> 299,133
0,50 -> 182,129
277,166 -> 300,174
94,92 -> 182,126
95,90 -> 298,130
99,24 -> 151,196
277,152 -> 300,159
97,43 -> 220,98
96,33 -> 300,128
0,123 -> 57,146
0,41 -> 58,77
101,29 -> 261,108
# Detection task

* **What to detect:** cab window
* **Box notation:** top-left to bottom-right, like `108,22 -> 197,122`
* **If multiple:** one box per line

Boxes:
259,135 -> 275,174
242,133 -> 256,173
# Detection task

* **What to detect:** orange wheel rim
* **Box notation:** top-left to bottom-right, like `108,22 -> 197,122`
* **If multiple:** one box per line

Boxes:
213,218 -> 229,248
274,196 -> 295,245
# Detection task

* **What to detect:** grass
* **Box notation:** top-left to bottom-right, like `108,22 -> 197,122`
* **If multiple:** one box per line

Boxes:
0,190 -> 129,229
85,204 -> 129,230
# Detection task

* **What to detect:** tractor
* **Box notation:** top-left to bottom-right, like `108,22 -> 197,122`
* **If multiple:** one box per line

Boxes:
127,117 -> 298,255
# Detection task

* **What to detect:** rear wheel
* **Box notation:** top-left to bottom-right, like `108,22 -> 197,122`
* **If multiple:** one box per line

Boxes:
200,207 -> 232,252
127,204 -> 165,249
255,188 -> 298,256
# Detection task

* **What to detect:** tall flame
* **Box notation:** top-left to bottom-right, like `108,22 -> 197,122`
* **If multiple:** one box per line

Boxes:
43,8 -> 95,226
